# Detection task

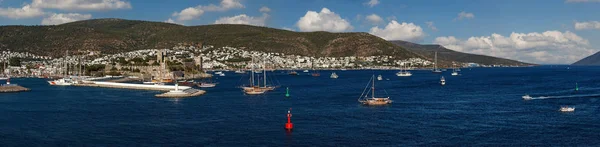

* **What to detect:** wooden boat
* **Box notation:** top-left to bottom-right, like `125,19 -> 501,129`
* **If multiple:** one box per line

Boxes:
358,75 -> 392,105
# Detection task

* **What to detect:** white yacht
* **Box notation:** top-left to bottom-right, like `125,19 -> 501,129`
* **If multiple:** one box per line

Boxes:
197,82 -> 216,88
440,76 -> 446,86
48,78 -> 74,86
377,75 -> 383,81
234,70 -> 246,74
559,106 -> 575,112
522,94 -> 532,100
303,70 -> 309,73
451,71 -> 458,76
330,72 -> 339,79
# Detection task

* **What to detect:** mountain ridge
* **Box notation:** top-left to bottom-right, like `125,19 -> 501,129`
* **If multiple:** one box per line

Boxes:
572,51 -> 600,66
389,40 -> 533,66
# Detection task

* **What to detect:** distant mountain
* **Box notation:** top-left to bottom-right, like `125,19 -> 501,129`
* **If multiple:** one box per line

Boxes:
0,18 -> 420,59
389,40 -> 533,66
572,51 -> 600,66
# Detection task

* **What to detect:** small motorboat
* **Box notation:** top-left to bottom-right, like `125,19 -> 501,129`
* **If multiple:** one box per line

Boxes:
303,70 -> 309,73
559,106 -> 575,112
451,71 -> 458,76
377,75 -> 383,81
197,82 -> 217,88
522,94 -> 532,100
440,76 -> 446,86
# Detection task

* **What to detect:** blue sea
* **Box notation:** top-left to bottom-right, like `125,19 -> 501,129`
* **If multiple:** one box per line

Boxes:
1,66 -> 600,146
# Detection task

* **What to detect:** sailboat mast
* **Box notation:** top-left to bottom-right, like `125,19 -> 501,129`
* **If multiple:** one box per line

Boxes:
434,51 -> 437,70
263,60 -> 266,88
372,75 -> 375,98
251,57 -> 255,86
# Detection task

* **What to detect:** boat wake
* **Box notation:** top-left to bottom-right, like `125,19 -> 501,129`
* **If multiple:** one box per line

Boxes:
527,93 -> 600,100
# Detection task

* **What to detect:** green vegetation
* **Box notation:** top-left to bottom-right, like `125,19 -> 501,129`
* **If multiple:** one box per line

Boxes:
9,58 -> 21,66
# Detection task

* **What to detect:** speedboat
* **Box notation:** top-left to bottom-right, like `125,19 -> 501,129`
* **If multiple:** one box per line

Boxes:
440,76 -> 446,86
214,71 -> 223,75
522,94 -> 532,100
48,78 -> 74,86
559,106 -> 575,112
197,82 -> 217,88
451,71 -> 458,76
396,71 -> 412,77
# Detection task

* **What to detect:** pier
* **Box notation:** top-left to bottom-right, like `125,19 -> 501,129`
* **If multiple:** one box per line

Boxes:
75,81 -> 192,91
0,84 -> 30,93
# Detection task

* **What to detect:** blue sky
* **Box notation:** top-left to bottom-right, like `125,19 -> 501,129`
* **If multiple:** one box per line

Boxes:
0,0 -> 599,64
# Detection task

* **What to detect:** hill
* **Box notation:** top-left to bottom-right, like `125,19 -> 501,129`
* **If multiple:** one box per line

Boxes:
0,18 -> 420,59
389,40 -> 533,66
572,51 -> 600,66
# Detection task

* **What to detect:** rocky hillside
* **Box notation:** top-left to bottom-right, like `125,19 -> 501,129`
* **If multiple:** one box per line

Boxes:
0,18 -> 420,59
572,51 -> 600,66
390,40 -> 533,66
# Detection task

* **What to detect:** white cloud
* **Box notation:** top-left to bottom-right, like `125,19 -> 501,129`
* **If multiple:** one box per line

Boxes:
434,31 -> 596,64
172,7 -> 204,21
369,20 -> 425,42
164,18 -> 183,25
41,13 -> 92,25
365,14 -> 383,25
455,11 -> 474,20
364,0 -> 380,7
575,21 -> 600,30
296,8 -> 353,32
565,0 -> 600,2
425,21 -> 438,31
0,4 -> 45,19
171,0 -> 243,21
259,6 -> 270,13
214,13 -> 269,26
31,0 -> 132,11
282,27 -> 294,31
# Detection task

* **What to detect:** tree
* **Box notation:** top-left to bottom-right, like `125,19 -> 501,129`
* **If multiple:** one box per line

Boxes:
9,58 -> 21,66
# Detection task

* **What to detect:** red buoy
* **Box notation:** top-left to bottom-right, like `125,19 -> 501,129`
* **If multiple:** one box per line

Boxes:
285,108 -> 293,130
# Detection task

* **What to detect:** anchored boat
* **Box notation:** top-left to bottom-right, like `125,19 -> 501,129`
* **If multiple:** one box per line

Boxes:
358,75 -> 392,105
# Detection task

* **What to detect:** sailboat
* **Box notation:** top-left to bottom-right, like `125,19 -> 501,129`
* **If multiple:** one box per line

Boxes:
440,76 -> 446,86
358,75 -> 392,105
396,64 -> 412,77
330,72 -> 339,79
451,63 -> 459,76
259,60 -> 276,91
48,50 -> 74,86
241,57 -> 269,94
432,51 -> 442,73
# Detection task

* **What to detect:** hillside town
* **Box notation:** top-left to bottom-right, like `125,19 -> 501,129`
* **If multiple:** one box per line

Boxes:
0,44 -> 495,78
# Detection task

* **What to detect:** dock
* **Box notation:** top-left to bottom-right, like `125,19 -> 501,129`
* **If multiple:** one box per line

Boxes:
74,81 -> 206,98
75,81 -> 192,91
0,84 -> 30,93
155,88 -> 206,98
